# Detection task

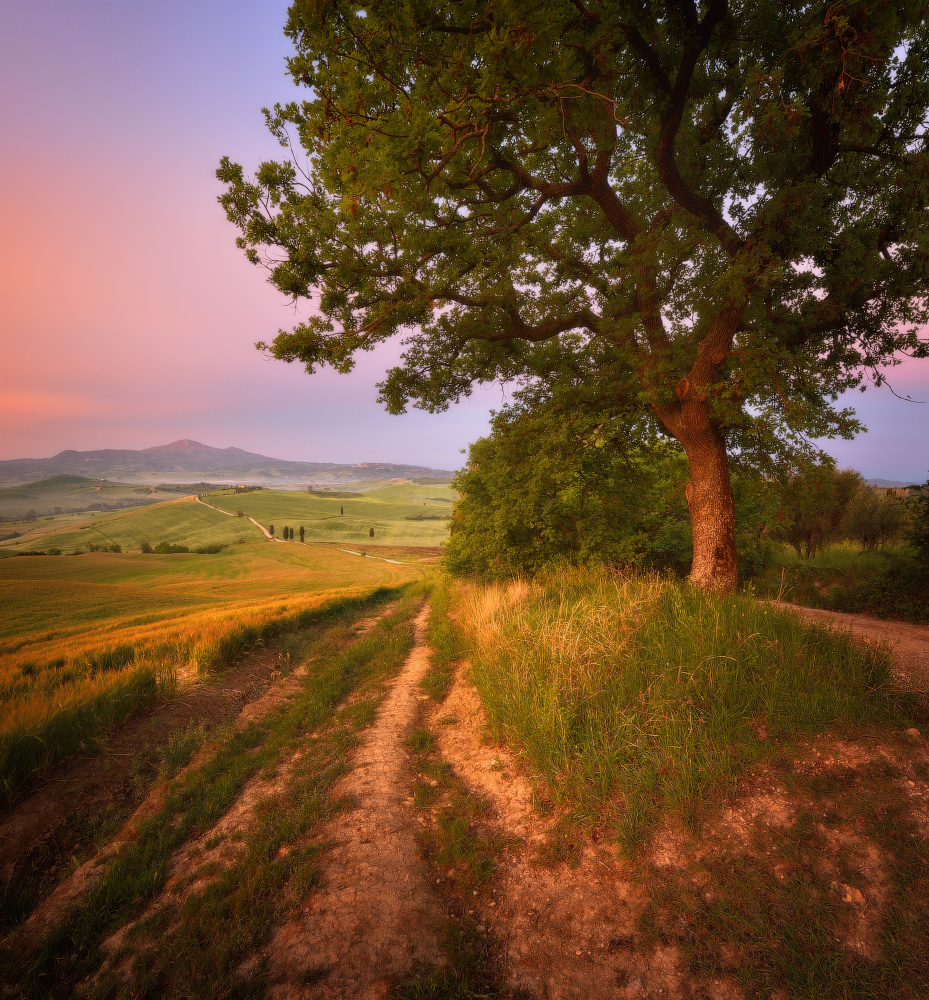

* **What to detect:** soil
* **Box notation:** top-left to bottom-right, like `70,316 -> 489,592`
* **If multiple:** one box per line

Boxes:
263,603 -> 446,998
0,603 -> 392,943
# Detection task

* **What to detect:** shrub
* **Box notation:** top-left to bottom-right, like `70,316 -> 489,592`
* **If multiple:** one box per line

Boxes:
193,543 -> 225,554
139,540 -> 152,553
47,547 -> 62,556
108,543 -> 122,553
905,480 -> 929,559
153,542 -> 190,554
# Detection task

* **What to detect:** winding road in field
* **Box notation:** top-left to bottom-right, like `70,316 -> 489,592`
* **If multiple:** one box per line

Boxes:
195,494 -> 407,562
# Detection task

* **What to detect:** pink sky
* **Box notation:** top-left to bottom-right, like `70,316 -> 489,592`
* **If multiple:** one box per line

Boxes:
1,1 -> 926,480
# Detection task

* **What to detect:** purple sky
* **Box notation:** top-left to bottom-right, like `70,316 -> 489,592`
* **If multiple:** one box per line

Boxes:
1,1 -> 927,480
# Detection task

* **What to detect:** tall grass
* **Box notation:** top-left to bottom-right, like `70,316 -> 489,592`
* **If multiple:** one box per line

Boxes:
0,586 -> 399,809
457,568 -> 909,844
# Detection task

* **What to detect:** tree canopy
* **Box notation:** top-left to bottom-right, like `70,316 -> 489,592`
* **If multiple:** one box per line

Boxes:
219,0 -> 929,590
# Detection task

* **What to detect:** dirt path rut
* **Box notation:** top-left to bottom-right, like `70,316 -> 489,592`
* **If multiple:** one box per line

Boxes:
265,602 -> 445,998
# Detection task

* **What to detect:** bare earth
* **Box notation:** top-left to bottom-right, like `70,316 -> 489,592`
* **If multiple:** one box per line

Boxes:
263,603 -> 446,998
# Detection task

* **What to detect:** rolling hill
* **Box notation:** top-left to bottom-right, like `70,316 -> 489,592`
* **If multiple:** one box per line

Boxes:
0,439 -> 454,487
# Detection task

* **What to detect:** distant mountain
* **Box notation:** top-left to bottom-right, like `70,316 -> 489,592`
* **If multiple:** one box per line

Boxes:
866,478 -> 921,489
0,440 -> 455,487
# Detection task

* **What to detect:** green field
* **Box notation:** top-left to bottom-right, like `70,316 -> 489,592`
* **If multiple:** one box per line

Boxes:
0,475 -> 187,521
206,481 -> 456,547
0,497 -> 261,554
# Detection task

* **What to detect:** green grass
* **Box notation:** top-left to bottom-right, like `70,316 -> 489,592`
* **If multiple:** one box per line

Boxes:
1,496 -> 261,554
0,475 -> 186,521
7,589 -> 427,999
207,483 -> 457,547
454,567 -> 914,847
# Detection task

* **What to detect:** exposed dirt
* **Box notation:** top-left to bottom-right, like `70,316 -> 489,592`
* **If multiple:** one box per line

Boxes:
771,601 -> 929,694
263,602 -> 446,998
0,645 -> 292,895
2,605 -> 393,952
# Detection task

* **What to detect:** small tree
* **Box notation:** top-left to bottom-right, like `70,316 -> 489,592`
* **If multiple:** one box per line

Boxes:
903,480 -> 929,560
269,524 -> 275,537
340,506 -> 344,517
140,540 -> 152,553
369,527 -> 375,539
299,525 -> 305,542
845,488 -> 905,550
770,465 -> 862,559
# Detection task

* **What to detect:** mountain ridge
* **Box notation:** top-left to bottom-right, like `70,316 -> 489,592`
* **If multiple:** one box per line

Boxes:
0,440 -> 455,487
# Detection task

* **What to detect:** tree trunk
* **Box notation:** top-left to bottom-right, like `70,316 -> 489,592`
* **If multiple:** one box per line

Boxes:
682,425 -> 738,593
657,397 -> 738,593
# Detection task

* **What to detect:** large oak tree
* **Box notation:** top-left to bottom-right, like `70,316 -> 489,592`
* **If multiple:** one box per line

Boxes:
219,0 -> 929,591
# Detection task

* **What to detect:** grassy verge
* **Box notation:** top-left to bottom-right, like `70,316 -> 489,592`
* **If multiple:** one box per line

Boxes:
419,576 -> 465,703
6,586 -> 427,999
454,567 -> 914,847
753,542 -> 929,623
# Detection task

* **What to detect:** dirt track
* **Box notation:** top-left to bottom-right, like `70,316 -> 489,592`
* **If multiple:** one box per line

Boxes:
771,602 -> 929,694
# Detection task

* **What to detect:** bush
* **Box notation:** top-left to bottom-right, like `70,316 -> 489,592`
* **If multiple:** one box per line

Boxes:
827,553 -> 929,624
139,540 -> 153,553
153,542 -> 190,554
46,547 -> 62,556
446,395 -> 694,578
108,543 -> 122,553
905,480 -> 929,559
192,543 -> 225,554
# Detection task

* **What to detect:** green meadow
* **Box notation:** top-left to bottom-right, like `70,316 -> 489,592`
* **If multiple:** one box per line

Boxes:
0,487 -> 434,805
0,475 -> 186,521
205,481 -> 456,547
0,497 -> 260,554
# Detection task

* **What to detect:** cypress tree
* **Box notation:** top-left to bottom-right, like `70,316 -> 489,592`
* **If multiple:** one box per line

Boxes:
269,525 -> 275,536
299,525 -> 305,543
369,527 -> 374,538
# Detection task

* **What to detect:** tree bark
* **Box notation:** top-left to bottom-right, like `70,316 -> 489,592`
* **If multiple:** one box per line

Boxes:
656,397 -> 738,593
681,423 -> 737,593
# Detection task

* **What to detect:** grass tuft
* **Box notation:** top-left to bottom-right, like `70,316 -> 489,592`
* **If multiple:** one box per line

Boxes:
456,567 -> 913,847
